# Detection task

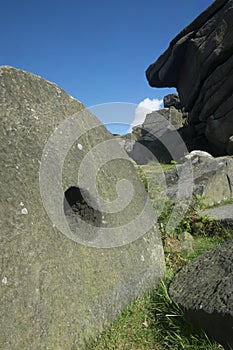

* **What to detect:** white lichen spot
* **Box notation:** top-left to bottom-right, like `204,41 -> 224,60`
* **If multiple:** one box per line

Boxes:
151,249 -> 157,261
2,276 -> 7,285
21,208 -> 28,215
19,202 -> 24,207
141,255 -> 145,262
77,143 -> 83,150
191,157 -> 199,165
16,165 -> 19,169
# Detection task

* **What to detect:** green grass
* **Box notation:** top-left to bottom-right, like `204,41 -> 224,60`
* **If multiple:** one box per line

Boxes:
140,160 -> 178,174
85,234 -> 229,350
85,168 -> 231,350
201,197 -> 233,210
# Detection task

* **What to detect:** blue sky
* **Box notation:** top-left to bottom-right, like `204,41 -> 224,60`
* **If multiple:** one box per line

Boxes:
1,0 -> 214,132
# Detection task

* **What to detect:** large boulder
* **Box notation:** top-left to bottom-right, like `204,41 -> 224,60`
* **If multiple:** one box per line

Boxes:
146,0 -> 233,156
169,240 -> 233,350
0,66 -> 165,349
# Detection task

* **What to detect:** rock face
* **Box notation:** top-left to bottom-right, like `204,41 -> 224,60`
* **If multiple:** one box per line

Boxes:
0,66 -> 165,349
168,154 -> 233,206
201,203 -> 233,228
146,0 -> 233,156
163,93 -> 181,110
125,96 -> 185,164
169,240 -> 233,350
141,153 -> 233,207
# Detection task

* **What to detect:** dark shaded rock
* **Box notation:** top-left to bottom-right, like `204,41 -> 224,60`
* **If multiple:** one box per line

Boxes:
141,107 -> 184,137
146,0 -> 233,156
64,186 -> 103,228
163,93 -> 181,109
227,135 -> 233,155
141,110 -> 171,138
169,240 -> 233,350
126,108 -> 185,164
0,66 -> 165,349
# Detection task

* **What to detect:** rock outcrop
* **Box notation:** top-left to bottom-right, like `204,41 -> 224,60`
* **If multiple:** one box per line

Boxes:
124,94 -> 185,164
169,240 -> 233,350
201,203 -> 233,228
146,0 -> 233,156
141,153 -> 233,207
0,66 -> 165,349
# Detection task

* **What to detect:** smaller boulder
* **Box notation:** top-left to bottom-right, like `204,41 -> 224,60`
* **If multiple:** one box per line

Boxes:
176,232 -> 194,253
163,93 -> 181,110
163,155 -> 233,206
184,150 -> 213,164
169,240 -> 233,350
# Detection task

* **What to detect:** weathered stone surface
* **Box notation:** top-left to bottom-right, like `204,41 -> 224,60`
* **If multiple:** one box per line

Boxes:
126,107 -> 185,164
201,203 -> 233,228
176,232 -> 194,253
146,0 -> 233,156
0,66 -> 165,349
184,150 -> 213,161
169,240 -> 233,350
141,154 -> 233,207
163,93 -> 181,110
172,155 -> 233,206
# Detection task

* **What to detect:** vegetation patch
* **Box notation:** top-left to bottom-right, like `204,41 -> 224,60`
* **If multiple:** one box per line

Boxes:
85,164 -> 232,350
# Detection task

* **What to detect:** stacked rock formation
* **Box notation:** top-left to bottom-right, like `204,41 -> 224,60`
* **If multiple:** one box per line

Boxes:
146,0 -> 233,156
124,94 -> 185,164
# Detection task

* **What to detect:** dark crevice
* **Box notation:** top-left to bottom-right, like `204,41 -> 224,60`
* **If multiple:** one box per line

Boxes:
226,174 -> 232,196
64,186 -> 103,227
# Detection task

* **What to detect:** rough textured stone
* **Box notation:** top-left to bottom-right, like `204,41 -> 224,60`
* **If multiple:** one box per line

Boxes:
169,240 -> 233,350
201,203 -> 233,228
140,154 -> 233,207
126,107 -> 184,164
163,93 -> 181,110
146,0 -> 233,156
173,155 -> 233,206
176,232 -> 194,253
184,150 -> 213,161
0,66 -> 165,349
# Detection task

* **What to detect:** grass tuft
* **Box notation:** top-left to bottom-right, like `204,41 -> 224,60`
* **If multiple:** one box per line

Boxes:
85,166 -> 230,350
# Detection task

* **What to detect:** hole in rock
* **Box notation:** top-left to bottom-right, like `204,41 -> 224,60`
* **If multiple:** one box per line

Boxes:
64,186 -> 103,227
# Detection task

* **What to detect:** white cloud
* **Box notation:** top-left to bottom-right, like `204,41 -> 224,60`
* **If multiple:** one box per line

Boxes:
128,98 -> 163,133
